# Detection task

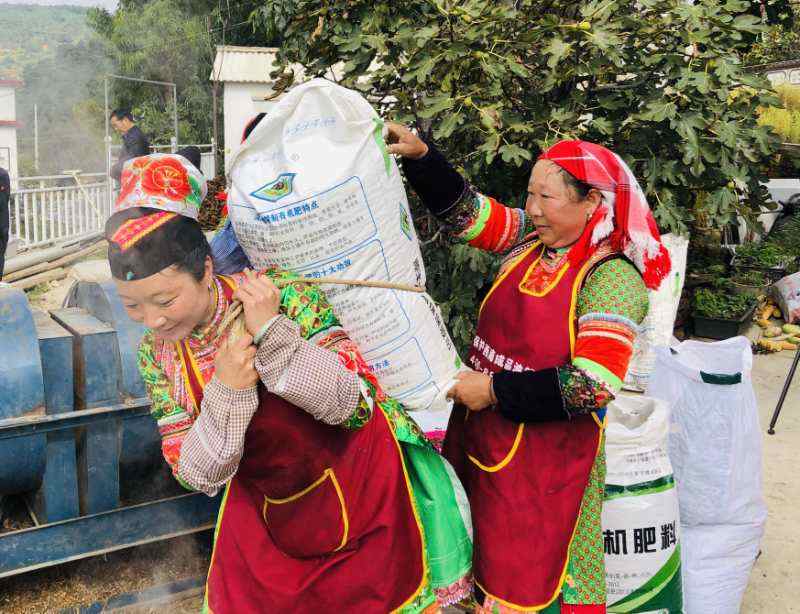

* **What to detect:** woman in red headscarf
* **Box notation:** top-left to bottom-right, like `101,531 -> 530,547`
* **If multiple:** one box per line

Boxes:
386,124 -> 670,614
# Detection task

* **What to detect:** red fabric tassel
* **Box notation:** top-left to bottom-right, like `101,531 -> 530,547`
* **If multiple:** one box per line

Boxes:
567,207 -> 606,268
642,244 -> 672,290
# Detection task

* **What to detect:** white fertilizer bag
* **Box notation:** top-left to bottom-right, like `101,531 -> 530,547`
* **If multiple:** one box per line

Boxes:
624,233 -> 689,392
773,271 -> 800,324
646,337 -> 767,614
226,78 -> 463,417
603,394 -> 683,614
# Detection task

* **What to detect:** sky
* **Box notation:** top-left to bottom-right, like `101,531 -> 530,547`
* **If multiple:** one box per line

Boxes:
0,0 -> 117,8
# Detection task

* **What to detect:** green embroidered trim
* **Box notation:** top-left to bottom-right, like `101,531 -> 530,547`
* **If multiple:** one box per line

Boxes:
137,332 -> 186,420
573,356 -> 624,394
460,193 -> 492,241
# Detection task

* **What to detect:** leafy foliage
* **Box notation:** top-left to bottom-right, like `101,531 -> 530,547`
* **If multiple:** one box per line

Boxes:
693,287 -> 757,319
741,1 -> 799,64
260,0 -> 782,351
731,269 -> 770,286
87,0 -> 217,146
734,235 -> 795,267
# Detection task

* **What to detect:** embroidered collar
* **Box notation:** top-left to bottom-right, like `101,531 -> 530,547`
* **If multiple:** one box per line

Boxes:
188,276 -> 228,346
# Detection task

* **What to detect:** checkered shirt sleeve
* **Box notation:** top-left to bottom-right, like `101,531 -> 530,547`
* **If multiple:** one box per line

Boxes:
176,375 -> 258,495
254,315 -> 361,426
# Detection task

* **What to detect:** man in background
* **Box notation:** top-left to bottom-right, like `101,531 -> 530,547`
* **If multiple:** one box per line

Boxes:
109,109 -> 151,181
0,166 -> 10,280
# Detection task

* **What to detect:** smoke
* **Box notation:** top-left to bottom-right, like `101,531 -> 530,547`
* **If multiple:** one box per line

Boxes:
4,3 -> 113,177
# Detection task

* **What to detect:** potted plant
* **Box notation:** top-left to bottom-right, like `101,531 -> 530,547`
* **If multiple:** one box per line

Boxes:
730,269 -> 771,298
691,285 -> 758,340
731,241 -> 796,282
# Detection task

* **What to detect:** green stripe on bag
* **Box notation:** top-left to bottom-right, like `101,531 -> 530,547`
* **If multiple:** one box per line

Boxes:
608,546 -> 683,613
604,475 -> 675,502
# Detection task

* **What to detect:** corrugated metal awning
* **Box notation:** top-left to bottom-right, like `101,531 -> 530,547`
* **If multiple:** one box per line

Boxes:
210,46 -> 280,83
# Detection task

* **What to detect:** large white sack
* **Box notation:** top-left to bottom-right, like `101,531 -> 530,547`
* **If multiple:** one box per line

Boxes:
603,395 -> 683,613
226,78 -> 462,416
680,523 -> 764,614
646,337 -> 766,614
624,233 -> 689,392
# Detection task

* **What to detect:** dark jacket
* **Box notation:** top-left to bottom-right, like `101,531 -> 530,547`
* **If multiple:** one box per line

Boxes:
110,125 -> 151,180
1,166 -> 10,279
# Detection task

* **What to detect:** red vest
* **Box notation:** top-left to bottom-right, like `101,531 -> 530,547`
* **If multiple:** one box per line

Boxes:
443,242 -> 606,610
181,281 -> 427,613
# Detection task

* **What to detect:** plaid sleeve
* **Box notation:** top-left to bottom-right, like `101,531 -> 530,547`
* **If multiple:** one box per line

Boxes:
138,333 -> 258,494
250,270 -> 386,430
176,376 -> 259,495
254,316 -> 362,426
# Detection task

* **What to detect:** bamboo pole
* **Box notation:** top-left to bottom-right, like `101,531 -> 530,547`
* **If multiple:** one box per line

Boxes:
216,276 -> 425,339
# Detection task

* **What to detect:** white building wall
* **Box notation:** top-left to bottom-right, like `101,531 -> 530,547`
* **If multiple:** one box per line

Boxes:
0,127 -> 19,182
222,82 -> 278,169
0,86 -> 15,122
0,86 -> 19,181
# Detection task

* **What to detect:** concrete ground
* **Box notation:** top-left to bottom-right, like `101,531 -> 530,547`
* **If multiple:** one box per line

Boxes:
741,347 -> 800,613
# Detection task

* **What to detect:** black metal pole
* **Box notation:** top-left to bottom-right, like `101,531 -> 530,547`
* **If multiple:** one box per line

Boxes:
768,348 -> 800,434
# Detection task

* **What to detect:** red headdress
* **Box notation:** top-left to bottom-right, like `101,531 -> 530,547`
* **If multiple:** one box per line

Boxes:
539,140 -> 671,290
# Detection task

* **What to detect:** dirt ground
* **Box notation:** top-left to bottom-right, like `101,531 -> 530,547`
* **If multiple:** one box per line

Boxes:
0,535 -> 213,613
2,268 -> 798,613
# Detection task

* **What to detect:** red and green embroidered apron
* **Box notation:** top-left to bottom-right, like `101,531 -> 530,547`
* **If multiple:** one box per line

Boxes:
177,281 -> 428,613
443,242 -> 604,611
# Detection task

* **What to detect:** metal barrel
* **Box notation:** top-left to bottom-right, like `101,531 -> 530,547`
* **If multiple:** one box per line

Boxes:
0,286 -> 47,494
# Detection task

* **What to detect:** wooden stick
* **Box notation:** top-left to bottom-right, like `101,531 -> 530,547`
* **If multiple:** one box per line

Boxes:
4,240 -> 106,283
216,276 -> 425,338
11,268 -> 67,290
64,170 -> 103,219
290,277 -> 424,293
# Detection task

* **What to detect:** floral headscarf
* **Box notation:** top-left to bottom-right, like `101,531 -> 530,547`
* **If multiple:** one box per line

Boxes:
539,140 -> 671,290
116,153 -> 206,219
106,154 -> 209,281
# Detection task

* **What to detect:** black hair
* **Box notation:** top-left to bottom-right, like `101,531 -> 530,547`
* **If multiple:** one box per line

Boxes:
557,166 -> 593,201
242,113 -> 267,143
105,207 -> 210,281
175,146 -> 202,172
110,108 -> 134,122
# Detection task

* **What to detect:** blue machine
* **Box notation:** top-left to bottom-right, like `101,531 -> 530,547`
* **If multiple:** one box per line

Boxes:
0,283 -> 221,578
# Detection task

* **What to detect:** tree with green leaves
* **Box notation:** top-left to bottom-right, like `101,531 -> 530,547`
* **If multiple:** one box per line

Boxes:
742,1 -> 800,65
87,0 -> 218,147
257,0 -> 781,351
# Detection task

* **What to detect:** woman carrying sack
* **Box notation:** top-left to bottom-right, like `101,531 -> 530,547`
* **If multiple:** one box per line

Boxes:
387,125 -> 670,614
106,153 -> 472,613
